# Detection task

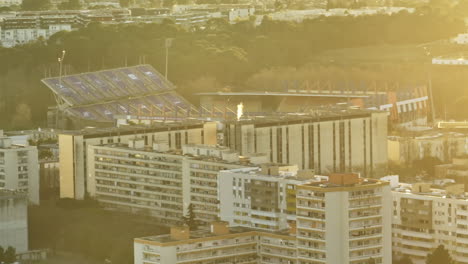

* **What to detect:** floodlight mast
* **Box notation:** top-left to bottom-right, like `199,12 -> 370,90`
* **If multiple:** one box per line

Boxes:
55,50 -> 66,129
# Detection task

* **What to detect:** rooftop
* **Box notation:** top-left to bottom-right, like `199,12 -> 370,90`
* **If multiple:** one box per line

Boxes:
226,109 -> 381,126
137,226 -> 292,245
60,121 -> 206,138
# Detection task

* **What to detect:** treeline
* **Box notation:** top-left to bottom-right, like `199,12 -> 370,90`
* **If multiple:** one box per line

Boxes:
0,11 -> 464,129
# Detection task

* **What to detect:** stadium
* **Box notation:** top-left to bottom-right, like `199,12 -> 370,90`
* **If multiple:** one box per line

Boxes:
42,64 -> 198,128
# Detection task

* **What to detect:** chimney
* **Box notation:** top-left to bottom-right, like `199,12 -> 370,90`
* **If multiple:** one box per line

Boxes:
210,221 -> 230,235
329,173 -> 359,185
170,226 -> 190,240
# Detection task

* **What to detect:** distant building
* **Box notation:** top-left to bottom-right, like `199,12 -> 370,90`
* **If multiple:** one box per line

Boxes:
134,222 -> 295,264
296,173 -> 392,263
0,190 -> 28,253
392,181 -> 468,264
223,110 -> 388,177
59,121 -> 217,200
135,173 -> 392,264
435,157 -> 468,191
0,0 -> 21,7
87,142 -> 264,224
0,131 -> 39,204
0,16 -> 72,47
219,165 -> 319,231
388,131 -> 468,165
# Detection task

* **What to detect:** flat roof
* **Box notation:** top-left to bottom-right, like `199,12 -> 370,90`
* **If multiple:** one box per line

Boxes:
136,226 -> 293,246
196,91 -> 369,98
226,109 -> 380,126
60,121 -> 206,138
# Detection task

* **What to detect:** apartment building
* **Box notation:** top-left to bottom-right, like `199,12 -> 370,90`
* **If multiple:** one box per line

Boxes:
135,173 -> 392,264
388,131 -> 468,166
134,221 -> 297,264
223,110 -> 388,177
295,173 -> 392,264
219,165 -> 320,231
392,182 -> 468,264
0,190 -> 28,253
0,131 -> 39,204
0,16 -> 73,47
87,140 -> 263,224
59,121 -> 217,199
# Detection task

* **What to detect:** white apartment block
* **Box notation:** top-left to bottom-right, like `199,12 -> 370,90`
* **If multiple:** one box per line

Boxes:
0,24 -> 71,48
392,182 -> 468,264
59,122 -> 217,200
134,222 -> 297,264
0,131 -> 39,204
135,173 -> 392,264
295,173 -> 392,264
0,190 -> 28,253
223,111 -> 388,177
219,165 -> 319,231
0,0 -> 21,6
87,140 -> 264,225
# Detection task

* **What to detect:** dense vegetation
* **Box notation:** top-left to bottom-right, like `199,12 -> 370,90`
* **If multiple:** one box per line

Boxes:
0,11 -> 465,129
29,199 -> 168,264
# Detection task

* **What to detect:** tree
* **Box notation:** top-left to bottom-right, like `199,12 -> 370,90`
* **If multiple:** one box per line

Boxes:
4,246 -> 16,264
119,0 -> 130,7
183,203 -> 197,230
21,0 -> 51,10
426,245 -> 453,264
393,255 -> 413,264
58,0 -> 81,10
11,103 -> 32,130
399,256 -> 414,264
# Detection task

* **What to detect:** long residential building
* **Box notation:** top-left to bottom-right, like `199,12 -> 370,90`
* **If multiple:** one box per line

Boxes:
0,131 -> 39,204
392,182 -> 468,264
59,121 -> 217,200
223,110 -> 388,177
87,141 -> 265,225
135,173 -> 392,264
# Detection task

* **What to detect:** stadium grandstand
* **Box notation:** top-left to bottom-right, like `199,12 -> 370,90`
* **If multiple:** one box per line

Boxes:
42,64 -> 197,128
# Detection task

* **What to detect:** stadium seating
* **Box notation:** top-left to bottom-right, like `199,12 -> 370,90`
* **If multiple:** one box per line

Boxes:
42,65 -> 196,122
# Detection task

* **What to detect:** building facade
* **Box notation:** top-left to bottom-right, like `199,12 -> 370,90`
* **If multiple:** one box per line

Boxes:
87,141 -> 261,225
296,173 -> 392,264
0,190 -> 28,253
0,131 -> 39,204
223,111 -> 388,177
135,174 -> 392,264
392,182 -> 468,264
59,122 -> 217,200
219,165 -> 318,231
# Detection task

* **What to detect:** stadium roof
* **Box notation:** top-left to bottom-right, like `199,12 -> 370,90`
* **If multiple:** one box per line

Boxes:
196,91 -> 369,98
42,64 -> 196,122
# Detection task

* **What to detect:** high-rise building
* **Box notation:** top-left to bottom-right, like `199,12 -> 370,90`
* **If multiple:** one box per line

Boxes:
392,182 -> 468,264
134,174 -> 392,264
0,190 -> 28,253
222,111 -> 388,177
0,131 -> 39,204
59,122 -> 217,200
219,165 -> 320,231
295,173 -> 392,264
